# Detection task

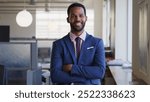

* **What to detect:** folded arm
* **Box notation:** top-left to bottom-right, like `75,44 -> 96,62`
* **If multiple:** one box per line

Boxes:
69,40 -> 106,79
50,41 -> 87,84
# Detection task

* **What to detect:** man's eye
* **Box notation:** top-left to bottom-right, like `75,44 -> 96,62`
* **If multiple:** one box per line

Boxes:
71,15 -> 75,18
80,15 -> 84,18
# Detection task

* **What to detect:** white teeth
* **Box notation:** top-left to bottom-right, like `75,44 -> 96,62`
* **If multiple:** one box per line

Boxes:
75,23 -> 81,26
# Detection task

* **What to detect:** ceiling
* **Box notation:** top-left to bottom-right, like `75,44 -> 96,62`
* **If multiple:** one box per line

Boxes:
0,0 -> 93,12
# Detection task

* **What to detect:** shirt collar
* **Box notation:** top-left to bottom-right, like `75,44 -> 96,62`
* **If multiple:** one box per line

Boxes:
69,31 -> 86,42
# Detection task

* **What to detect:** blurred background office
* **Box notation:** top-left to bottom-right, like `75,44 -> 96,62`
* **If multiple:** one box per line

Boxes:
0,0 -> 150,85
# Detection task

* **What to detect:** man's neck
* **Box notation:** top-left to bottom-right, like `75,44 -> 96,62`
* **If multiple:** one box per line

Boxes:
71,30 -> 84,36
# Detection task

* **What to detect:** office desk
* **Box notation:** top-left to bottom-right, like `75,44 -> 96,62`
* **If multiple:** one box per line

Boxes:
109,66 -> 132,85
108,66 -> 146,85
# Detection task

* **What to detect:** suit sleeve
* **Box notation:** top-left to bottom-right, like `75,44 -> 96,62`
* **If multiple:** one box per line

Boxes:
50,41 -> 87,84
71,39 -> 106,79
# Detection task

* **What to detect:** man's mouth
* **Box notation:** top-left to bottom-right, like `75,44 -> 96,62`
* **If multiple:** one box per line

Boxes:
75,22 -> 82,26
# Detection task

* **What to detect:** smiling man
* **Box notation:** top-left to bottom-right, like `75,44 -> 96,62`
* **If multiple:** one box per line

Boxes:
50,2 -> 106,85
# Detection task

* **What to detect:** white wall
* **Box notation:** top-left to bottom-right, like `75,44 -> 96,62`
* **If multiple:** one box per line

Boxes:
127,0 -> 132,62
115,0 -> 132,62
0,11 -> 36,38
115,0 -> 128,60
93,0 -> 103,38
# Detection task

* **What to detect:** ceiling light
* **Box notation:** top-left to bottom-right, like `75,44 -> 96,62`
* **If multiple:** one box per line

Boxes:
16,9 -> 33,27
16,0 -> 33,27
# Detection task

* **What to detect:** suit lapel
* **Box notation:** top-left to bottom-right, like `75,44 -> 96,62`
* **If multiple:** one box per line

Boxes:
78,34 -> 90,63
64,35 -> 77,64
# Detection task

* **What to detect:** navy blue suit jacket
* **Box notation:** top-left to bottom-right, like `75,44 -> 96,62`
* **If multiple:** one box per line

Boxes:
50,33 -> 106,85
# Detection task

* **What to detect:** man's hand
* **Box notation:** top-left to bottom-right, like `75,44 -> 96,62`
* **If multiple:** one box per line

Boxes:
63,64 -> 72,72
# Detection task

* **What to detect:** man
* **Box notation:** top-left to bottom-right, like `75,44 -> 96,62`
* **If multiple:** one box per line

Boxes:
50,2 -> 106,85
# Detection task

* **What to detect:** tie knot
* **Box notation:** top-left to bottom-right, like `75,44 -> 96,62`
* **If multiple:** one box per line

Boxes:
75,37 -> 81,42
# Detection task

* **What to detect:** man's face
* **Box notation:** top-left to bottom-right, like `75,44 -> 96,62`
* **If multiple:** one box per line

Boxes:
67,7 -> 87,34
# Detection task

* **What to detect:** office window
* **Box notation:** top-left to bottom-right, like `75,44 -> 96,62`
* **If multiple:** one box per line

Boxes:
103,0 -> 111,47
103,0 -> 132,62
36,9 -> 94,39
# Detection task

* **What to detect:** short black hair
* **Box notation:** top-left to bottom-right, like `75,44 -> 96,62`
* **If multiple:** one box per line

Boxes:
67,2 -> 86,16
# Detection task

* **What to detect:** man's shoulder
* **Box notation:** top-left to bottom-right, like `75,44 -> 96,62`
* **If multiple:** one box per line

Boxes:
86,33 -> 103,42
53,34 -> 69,44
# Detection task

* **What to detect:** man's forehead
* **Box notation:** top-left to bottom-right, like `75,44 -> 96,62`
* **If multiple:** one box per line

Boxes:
69,7 -> 85,14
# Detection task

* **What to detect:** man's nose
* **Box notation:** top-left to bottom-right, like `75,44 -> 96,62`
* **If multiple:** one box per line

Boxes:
75,16 -> 81,21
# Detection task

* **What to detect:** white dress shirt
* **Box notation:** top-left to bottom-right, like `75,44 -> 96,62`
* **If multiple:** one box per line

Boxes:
69,31 -> 86,57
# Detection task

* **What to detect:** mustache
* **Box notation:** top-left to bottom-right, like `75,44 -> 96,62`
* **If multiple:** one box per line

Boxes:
74,21 -> 81,23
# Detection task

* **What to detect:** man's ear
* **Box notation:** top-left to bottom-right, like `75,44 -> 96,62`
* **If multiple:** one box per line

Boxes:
67,17 -> 69,23
85,16 -> 87,22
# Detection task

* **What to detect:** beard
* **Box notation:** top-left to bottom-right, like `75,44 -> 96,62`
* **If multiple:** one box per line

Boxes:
70,22 -> 86,32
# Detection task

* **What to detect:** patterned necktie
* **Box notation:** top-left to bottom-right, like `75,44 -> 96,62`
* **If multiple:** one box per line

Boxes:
75,37 -> 81,59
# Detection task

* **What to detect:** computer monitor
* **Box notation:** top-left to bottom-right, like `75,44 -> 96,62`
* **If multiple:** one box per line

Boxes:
0,25 -> 10,42
38,47 -> 51,63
